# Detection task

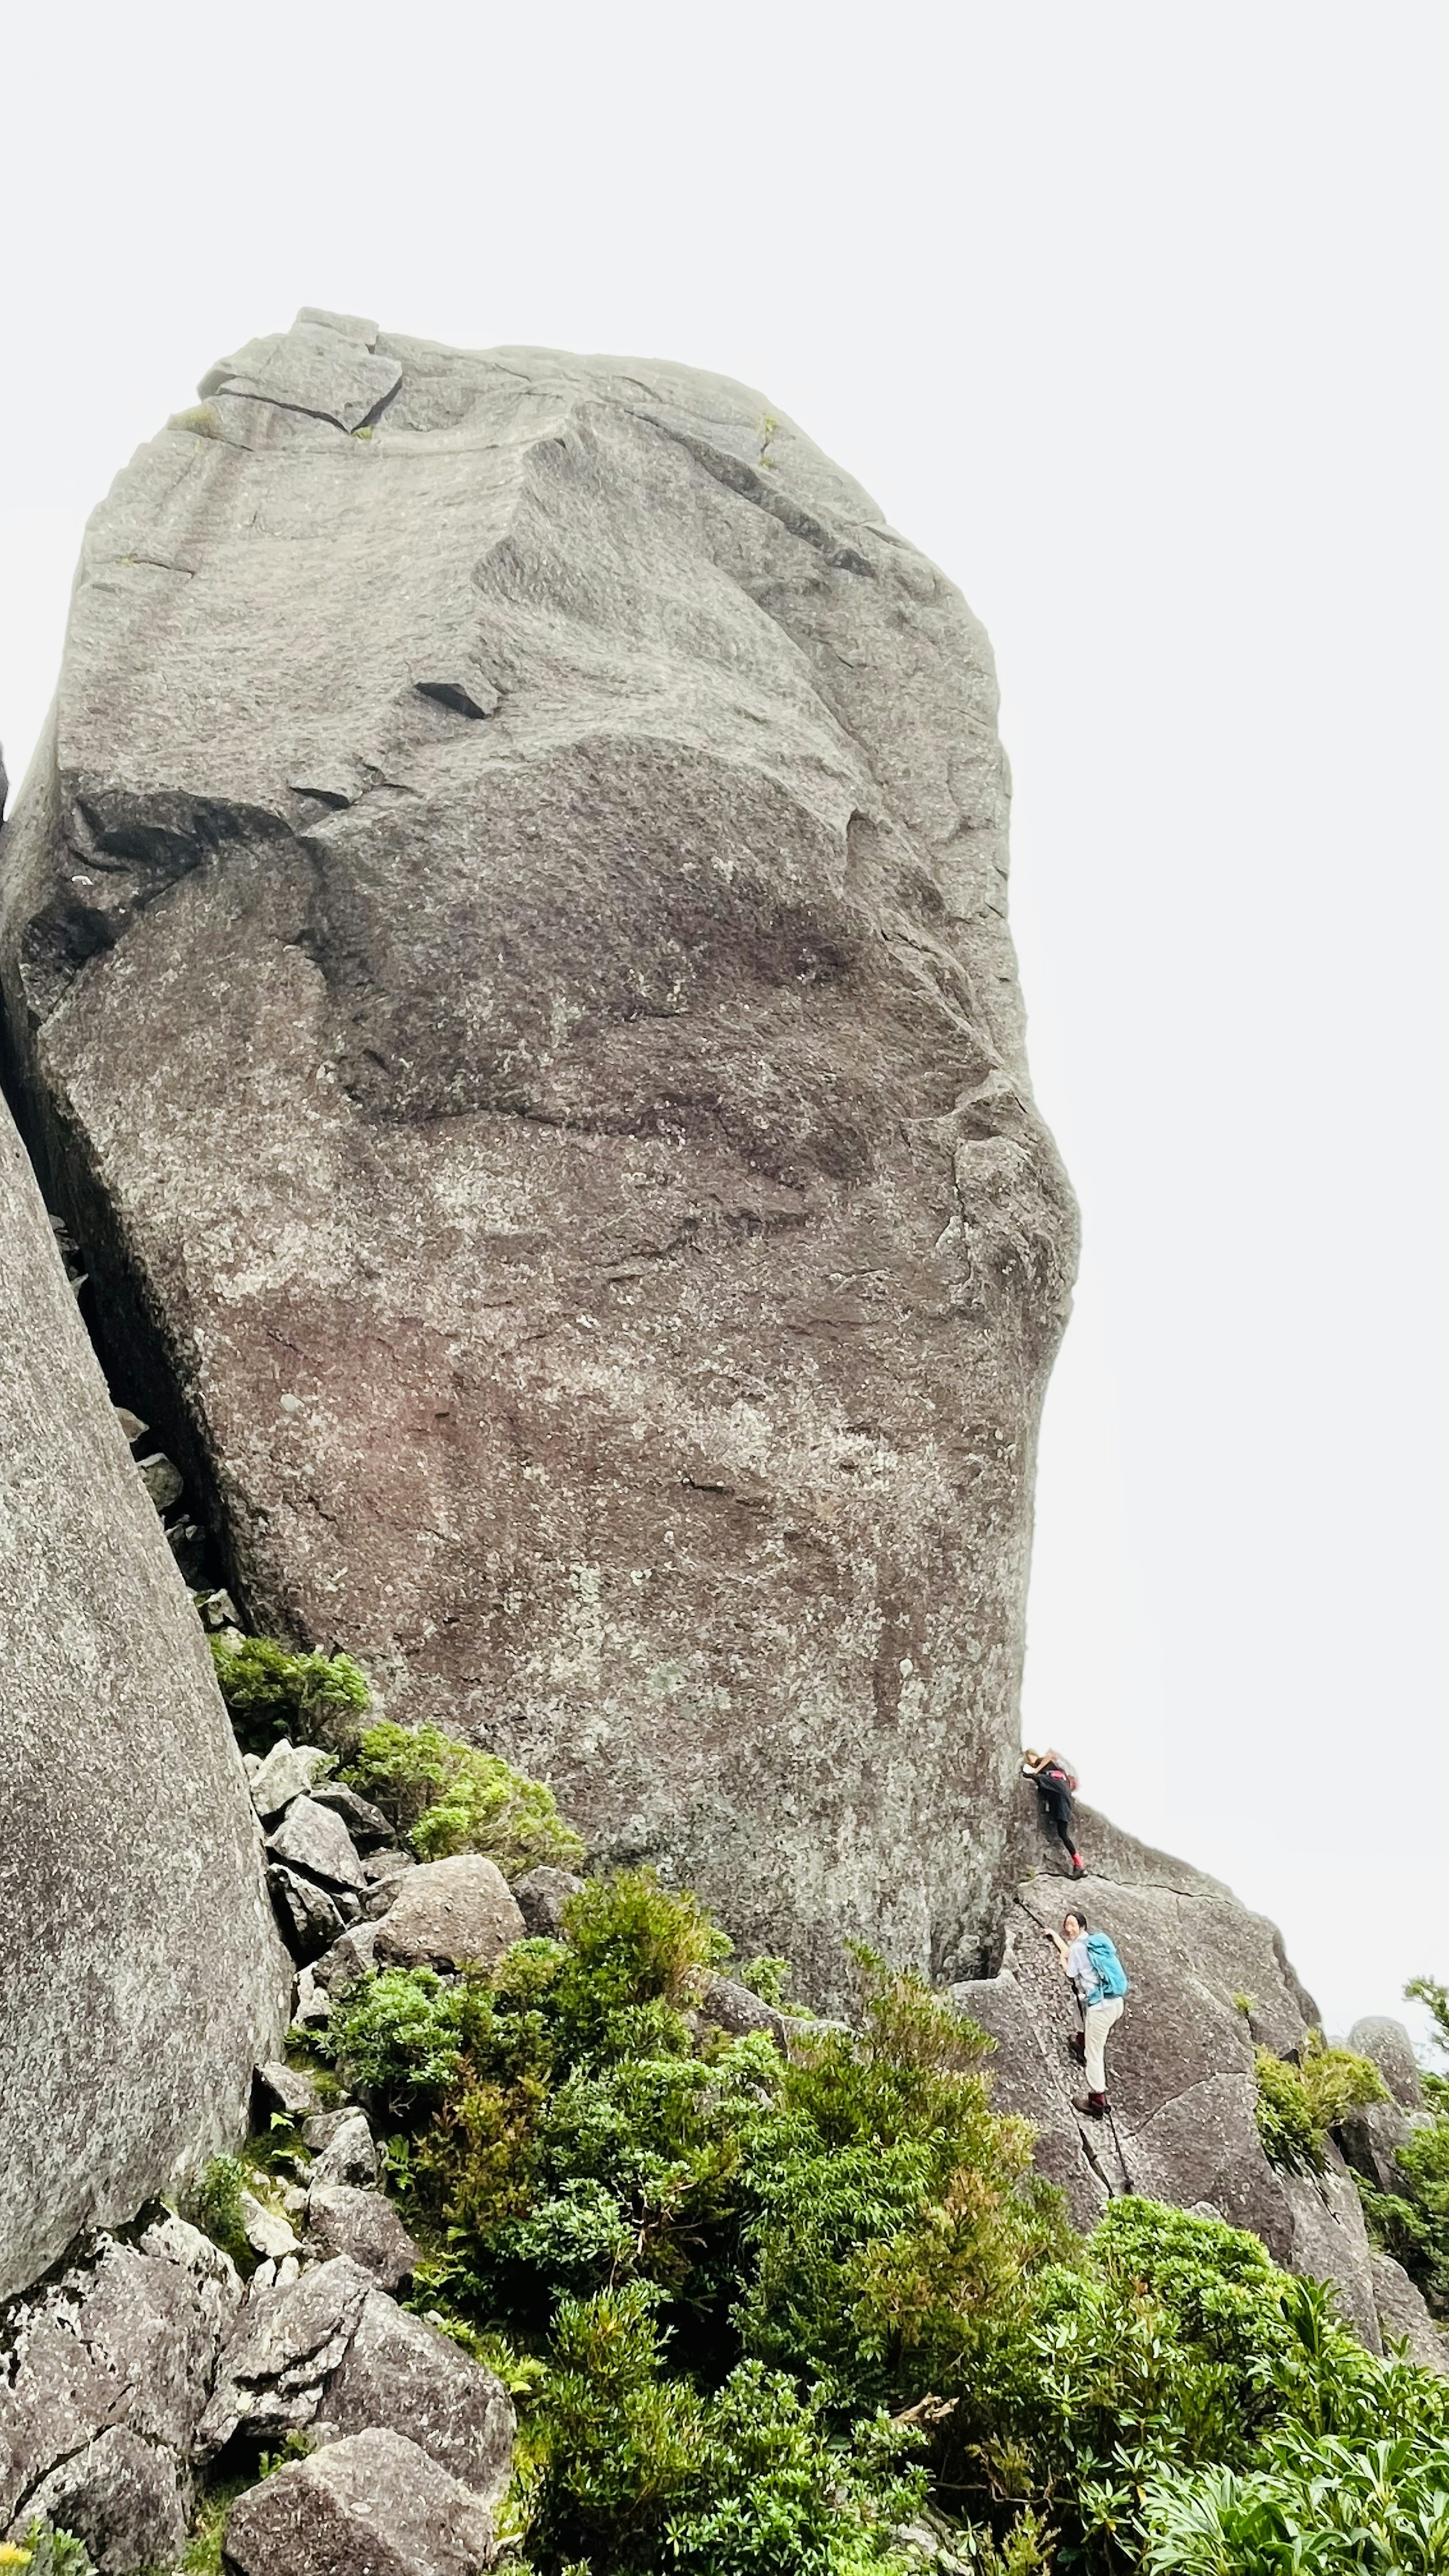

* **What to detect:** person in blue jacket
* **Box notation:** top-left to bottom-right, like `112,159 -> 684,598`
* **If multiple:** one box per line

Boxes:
1049,1907 -> 1128,2118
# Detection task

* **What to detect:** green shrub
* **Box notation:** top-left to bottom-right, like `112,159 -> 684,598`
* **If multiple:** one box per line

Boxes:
192,2153 -> 253,2273
209,1633 -> 370,1750
344,1719 -> 583,1876
2,2531 -> 95,2576
1255,2035 -> 1386,2175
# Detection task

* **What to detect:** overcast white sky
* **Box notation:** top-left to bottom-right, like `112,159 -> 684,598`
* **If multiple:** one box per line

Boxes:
2,3 -> 1444,2036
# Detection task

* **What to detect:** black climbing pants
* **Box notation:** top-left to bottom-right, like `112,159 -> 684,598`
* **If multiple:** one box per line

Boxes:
1037,1781 -> 1077,1859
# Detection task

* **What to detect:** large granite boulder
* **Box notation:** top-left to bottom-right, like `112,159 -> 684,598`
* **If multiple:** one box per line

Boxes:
0,312 -> 1076,2004
955,1801 -> 1382,2340
222,2428 -> 496,2576
0,1103 -> 289,2301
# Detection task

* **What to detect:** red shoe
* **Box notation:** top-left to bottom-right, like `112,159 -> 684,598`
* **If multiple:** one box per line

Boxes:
1073,2092 -> 1109,2119
1071,1854 -> 1086,1878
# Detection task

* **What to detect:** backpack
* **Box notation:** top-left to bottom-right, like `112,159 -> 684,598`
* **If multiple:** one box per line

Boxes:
1084,1932 -> 1128,2001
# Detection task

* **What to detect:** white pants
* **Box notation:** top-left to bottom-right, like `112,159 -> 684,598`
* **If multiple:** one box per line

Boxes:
1084,1996 -> 1124,2094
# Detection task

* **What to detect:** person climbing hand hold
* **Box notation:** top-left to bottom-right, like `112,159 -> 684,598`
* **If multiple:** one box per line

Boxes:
1023,1748 -> 1086,1877
1048,1908 -> 1128,2118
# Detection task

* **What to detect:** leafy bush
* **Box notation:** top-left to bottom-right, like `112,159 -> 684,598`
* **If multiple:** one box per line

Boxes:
192,2153 -> 253,2273
0,2533 -> 94,2576
209,1633 -> 370,1750
1357,1972 -> 1449,2316
525,2279 -> 923,2575
1254,2035 -> 1386,2175
344,1719 -> 584,1876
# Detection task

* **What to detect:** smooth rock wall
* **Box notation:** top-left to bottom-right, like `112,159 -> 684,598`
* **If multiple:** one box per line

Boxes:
0,313 -> 1077,2002
0,1102 -> 289,2299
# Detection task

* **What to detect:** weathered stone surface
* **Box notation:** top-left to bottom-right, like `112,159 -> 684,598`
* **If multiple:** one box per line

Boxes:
250,1739 -> 337,1820
1348,2015 -> 1423,2110
512,1865 -> 586,1940
198,2256 -> 374,2456
1336,2095 -> 1433,2197
266,1796 -> 368,1891
268,1863 -> 346,1960
372,1856 -> 525,1972
1369,2249 -> 1449,2373
954,1806 -> 1383,2331
0,1104 -> 289,2299
310,2112 -> 379,2190
314,1922 -> 380,1995
238,2189 -> 301,2264
0,315 -> 1075,2006
314,2289 -> 515,2503
255,2060 -> 324,2120
305,2186 -> 420,2291
21,2426 -> 187,2576
222,2428 -> 494,2576
310,1782 -> 394,1845
701,1974 -> 789,2048
0,2217 -> 241,2560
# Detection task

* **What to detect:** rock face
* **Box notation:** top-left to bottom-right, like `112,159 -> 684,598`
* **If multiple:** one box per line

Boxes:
222,2427 -> 496,2576
0,2215 -> 243,2570
0,311 -> 1076,2001
0,1104 -> 289,2301
957,1798 -> 1386,2343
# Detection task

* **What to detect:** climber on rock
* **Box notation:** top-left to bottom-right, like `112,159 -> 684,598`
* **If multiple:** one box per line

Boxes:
1049,1907 -> 1128,2119
1023,1747 -> 1085,1876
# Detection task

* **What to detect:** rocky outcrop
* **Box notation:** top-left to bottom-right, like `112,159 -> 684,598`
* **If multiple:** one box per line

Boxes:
0,2215 -> 242,2571
0,310 -> 1076,2003
958,1800 -> 1385,2341
0,1104 -> 289,2302
222,2428 -> 497,2576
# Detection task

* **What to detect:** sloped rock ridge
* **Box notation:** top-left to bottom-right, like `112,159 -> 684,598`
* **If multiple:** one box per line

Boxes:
0,1105 -> 289,2303
0,309 -> 1077,2002
960,1796 -> 1446,2365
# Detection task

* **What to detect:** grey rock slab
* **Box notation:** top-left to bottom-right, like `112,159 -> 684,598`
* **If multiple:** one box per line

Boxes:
255,2060 -> 324,2120
1348,2015 -> 1423,2110
17,2424 -> 188,2576
0,2218 -> 240,2554
361,1850 -> 418,1919
511,1865 -> 585,1940
266,1797 -> 368,1891
303,2110 -> 359,2153
239,2189 -> 301,2263
1369,2249 -> 1449,2374
0,318 -> 1076,2013
0,1108 -> 289,2300
309,1782 -> 394,1845
1280,2151 -> 1382,2351
701,1975 -> 789,2048
373,1856 -> 525,1972
221,2428 -> 494,2576
309,2113 -> 379,2190
1335,2096 -> 1430,2197
314,1922 -> 380,1996
198,2255 -> 374,2457
305,2187 -> 420,2291
250,1739 -> 337,1820
268,1865 -> 346,1961
314,2290 -> 515,2505
134,1450 -> 184,1510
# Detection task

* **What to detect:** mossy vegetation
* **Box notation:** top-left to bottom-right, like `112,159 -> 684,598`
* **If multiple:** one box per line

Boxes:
278,1858 -> 1449,2573
344,1718 -> 585,1876
1358,1975 -> 1449,2316
1253,2034 -> 1386,2176
208,1633 -> 370,1751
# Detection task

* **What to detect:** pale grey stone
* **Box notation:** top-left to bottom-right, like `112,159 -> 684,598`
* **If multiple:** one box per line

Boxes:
255,2061 -> 324,2119
1369,2249 -> 1449,2373
1348,2015 -> 1423,2110
268,1865 -> 346,1961
18,2425 -> 187,2576
373,1857 -> 525,1973
221,2428 -> 495,2576
309,2113 -> 378,2190
198,2256 -> 374,2456
303,2111 -> 358,2154
305,2187 -> 420,2291
293,1967 -> 331,2027
309,1783 -> 393,1846
112,1405 -> 148,1443
361,1850 -> 418,1919
0,1112 -> 289,2301
250,1739 -> 337,1820
314,2290 -> 515,2504
314,1923 -> 379,1996
134,1450 -> 184,1510
701,1975 -> 788,2048
513,1865 -> 585,1939
239,2189 -> 301,2264
0,318 -> 1075,2010
0,2220 -> 241,2558
267,1798 -> 368,1892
